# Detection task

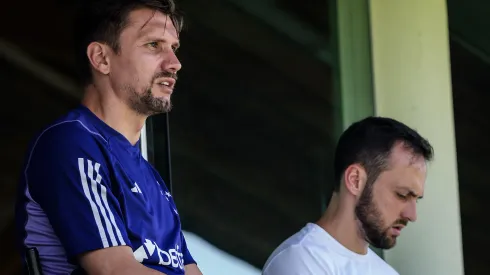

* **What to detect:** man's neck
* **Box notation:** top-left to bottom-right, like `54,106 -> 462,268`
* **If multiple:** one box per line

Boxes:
82,84 -> 146,145
316,193 -> 369,255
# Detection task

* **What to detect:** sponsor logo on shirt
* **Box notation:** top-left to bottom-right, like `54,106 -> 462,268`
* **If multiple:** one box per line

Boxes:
133,238 -> 184,270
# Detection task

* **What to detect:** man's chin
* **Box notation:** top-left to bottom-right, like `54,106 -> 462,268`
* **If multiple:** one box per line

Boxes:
368,236 -> 397,250
149,107 -> 171,115
138,104 -> 171,116
380,237 -> 397,250
150,99 -> 172,114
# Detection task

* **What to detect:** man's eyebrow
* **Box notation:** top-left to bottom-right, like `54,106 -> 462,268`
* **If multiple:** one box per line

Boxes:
137,22 -> 165,38
137,27 -> 163,39
399,187 -> 423,199
409,191 -> 423,200
140,35 -> 180,48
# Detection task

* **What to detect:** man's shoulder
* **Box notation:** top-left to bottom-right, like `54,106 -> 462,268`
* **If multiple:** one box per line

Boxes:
33,113 -> 107,150
267,242 -> 331,262
263,243 -> 335,275
367,249 -> 399,275
263,224 -> 337,275
25,109 -> 110,167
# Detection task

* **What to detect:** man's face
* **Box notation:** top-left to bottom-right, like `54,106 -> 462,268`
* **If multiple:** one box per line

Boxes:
355,143 -> 427,249
109,8 -> 181,115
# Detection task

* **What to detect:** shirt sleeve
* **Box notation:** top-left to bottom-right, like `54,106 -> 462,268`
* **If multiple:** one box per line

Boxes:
262,245 -> 332,275
181,232 -> 196,266
25,125 -> 131,263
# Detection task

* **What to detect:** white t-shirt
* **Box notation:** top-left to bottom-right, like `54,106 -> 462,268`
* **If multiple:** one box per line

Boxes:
262,223 -> 399,275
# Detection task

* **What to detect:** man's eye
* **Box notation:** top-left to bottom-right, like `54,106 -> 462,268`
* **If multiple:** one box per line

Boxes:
397,193 -> 407,200
147,42 -> 159,48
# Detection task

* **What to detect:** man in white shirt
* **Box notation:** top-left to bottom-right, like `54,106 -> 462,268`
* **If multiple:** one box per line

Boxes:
262,117 -> 433,275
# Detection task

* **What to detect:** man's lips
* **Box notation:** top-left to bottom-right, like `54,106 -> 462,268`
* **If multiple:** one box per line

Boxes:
155,77 -> 176,90
391,224 -> 405,236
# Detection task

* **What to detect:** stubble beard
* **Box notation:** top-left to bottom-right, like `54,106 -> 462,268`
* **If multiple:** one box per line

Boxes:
355,183 -> 395,250
127,85 -> 172,116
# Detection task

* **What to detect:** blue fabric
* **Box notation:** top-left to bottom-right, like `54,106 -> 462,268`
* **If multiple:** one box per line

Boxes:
16,105 -> 195,275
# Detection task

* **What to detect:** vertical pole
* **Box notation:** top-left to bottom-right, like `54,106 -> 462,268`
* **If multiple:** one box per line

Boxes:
141,122 -> 149,161
142,114 -> 172,193
369,1 -> 464,274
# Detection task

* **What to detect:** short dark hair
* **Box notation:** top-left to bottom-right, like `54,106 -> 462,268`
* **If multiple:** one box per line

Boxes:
333,116 -> 434,192
74,0 -> 183,86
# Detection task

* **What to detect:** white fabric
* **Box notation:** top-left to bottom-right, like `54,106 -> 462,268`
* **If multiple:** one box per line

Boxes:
262,223 -> 399,275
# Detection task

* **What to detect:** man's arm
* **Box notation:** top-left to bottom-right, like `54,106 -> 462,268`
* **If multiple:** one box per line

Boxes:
184,263 -> 202,275
79,246 -> 165,275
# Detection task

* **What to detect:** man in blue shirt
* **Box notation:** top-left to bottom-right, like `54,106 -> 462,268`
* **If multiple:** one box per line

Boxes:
15,0 -> 202,274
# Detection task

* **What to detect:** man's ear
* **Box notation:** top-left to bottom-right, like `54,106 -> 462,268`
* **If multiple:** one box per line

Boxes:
342,164 -> 367,197
86,42 -> 111,75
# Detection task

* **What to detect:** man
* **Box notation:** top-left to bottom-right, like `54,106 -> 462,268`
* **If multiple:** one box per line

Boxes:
15,0 -> 202,274
262,117 -> 434,275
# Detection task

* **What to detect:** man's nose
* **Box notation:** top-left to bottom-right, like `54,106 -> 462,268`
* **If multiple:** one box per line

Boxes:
402,200 -> 418,222
162,50 -> 182,73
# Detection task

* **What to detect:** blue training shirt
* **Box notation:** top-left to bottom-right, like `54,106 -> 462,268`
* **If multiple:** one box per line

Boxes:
15,105 -> 195,274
